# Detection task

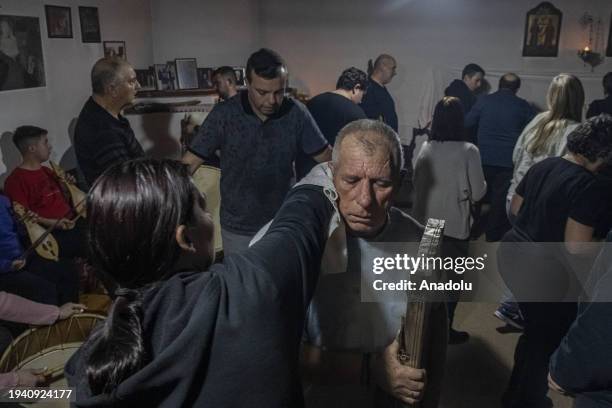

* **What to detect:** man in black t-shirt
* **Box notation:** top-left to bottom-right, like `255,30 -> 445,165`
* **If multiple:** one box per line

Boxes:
75,58 -> 144,187
295,67 -> 368,180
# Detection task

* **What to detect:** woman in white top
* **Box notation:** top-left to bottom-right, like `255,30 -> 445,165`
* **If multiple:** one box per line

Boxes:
412,96 -> 487,343
507,73 -> 584,215
495,73 -> 584,330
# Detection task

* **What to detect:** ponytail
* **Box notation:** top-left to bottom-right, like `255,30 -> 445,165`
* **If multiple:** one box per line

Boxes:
86,289 -> 146,395
367,59 -> 374,77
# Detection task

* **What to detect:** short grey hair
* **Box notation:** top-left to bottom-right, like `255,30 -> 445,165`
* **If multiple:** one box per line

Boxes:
332,119 -> 404,182
91,57 -> 130,95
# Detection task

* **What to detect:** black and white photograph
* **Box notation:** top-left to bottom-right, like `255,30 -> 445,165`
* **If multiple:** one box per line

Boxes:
0,14 -> 46,91
175,58 -> 198,89
197,67 -> 214,89
78,6 -> 101,43
154,63 -> 176,90
103,41 -> 126,60
233,66 -> 246,85
44,5 -> 72,39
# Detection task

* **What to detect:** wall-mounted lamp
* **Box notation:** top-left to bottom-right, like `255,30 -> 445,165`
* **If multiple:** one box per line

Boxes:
578,13 -> 604,71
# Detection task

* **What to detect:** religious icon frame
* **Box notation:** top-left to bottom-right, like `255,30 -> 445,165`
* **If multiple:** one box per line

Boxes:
522,2 -> 562,57
78,6 -> 101,43
44,5 -> 72,38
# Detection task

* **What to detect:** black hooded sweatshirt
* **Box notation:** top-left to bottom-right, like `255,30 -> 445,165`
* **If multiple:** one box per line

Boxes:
65,185 -> 333,408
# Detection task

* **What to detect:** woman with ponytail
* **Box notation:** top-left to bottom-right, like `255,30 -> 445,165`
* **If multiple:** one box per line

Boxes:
65,158 -> 334,407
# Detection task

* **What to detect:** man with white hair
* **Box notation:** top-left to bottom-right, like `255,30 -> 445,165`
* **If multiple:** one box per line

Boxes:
75,58 -> 143,186
287,119 -> 447,407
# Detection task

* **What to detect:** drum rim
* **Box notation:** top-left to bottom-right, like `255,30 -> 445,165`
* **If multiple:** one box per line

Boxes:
0,313 -> 105,372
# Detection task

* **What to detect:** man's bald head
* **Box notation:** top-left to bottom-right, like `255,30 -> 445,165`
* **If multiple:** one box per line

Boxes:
368,54 -> 397,85
91,57 -> 132,96
499,72 -> 521,93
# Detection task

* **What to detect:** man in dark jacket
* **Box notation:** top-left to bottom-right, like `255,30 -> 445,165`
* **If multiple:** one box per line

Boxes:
586,72 -> 612,118
465,73 -> 535,241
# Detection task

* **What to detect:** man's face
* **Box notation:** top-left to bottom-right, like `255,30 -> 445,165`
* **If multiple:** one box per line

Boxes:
464,72 -> 483,92
332,134 -> 395,237
113,65 -> 140,106
31,134 -> 51,162
381,60 -> 397,85
247,71 -> 286,118
213,74 -> 231,100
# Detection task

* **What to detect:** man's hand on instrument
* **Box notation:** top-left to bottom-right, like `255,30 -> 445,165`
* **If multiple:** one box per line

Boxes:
16,368 -> 48,386
58,302 -> 86,320
65,173 -> 77,185
373,337 -> 427,405
56,218 -> 75,230
11,259 -> 26,271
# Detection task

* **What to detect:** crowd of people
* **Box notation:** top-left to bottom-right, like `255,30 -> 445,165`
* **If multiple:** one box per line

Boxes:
1,47 -> 612,408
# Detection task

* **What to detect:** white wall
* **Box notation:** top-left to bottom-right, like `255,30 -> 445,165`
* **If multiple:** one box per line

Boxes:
0,0 -> 153,185
150,0 -> 612,145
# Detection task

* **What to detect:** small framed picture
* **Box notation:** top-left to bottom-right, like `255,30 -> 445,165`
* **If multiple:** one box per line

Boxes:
233,66 -> 246,85
135,68 -> 155,90
78,6 -> 101,43
103,41 -> 126,60
522,2 -> 562,57
175,58 -> 198,89
197,68 -> 214,89
154,63 -> 177,91
45,5 -> 72,38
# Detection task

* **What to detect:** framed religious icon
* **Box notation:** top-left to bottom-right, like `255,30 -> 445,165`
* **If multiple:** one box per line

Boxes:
45,5 -> 72,38
607,12 -> 612,57
175,58 -> 198,89
103,41 -> 126,60
78,6 -> 101,43
522,2 -> 562,57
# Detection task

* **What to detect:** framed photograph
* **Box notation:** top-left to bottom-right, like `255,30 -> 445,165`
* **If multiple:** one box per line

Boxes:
607,12 -> 612,57
0,15 -> 46,91
135,68 -> 156,90
44,5 -> 72,38
197,68 -> 214,89
233,66 -> 246,86
175,58 -> 198,89
103,41 -> 126,60
522,2 -> 562,57
78,6 -> 101,43
154,63 -> 177,91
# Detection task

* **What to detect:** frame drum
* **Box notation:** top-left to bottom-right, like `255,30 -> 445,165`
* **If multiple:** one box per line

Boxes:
0,313 -> 105,408
192,165 -> 223,255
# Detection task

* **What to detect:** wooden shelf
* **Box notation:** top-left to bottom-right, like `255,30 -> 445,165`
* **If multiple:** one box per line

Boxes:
136,89 -> 218,98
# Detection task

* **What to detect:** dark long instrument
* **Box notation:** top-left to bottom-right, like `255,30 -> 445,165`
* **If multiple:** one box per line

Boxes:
396,218 -> 445,408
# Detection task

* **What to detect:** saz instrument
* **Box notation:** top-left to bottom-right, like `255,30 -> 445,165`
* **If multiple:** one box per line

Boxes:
50,161 -> 87,218
397,218 -> 445,408
13,202 -> 60,262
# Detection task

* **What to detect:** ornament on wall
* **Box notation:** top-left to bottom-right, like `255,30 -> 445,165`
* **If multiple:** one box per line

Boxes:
522,2 -> 562,57
577,12 -> 604,71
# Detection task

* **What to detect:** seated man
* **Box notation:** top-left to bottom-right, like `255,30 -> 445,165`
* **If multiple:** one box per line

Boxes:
3,125 -> 85,260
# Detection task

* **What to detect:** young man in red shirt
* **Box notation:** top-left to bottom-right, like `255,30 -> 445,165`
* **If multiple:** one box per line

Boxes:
4,125 -> 85,259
